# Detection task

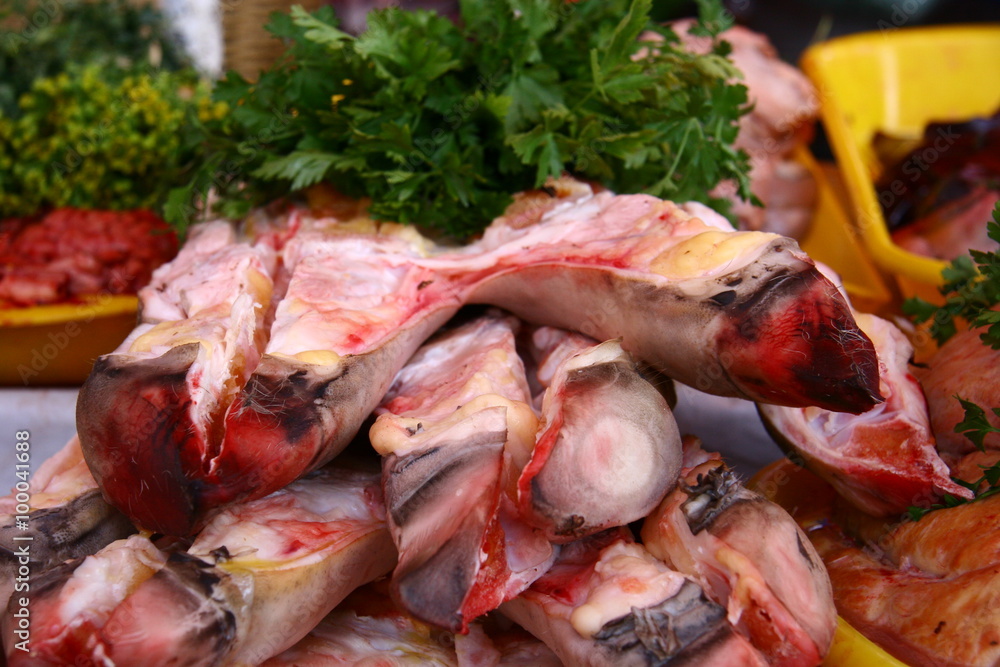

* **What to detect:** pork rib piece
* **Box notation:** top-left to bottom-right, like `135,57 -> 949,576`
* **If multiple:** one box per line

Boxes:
917,327 -> 1000,456
370,312 -> 554,633
3,465 -> 394,666
517,326 -> 682,542
499,528 -> 768,667
641,439 -> 836,666
759,312 -> 971,516
801,488 -> 1000,667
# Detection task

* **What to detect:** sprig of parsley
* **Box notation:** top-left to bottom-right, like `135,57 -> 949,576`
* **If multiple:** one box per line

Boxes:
955,397 -> 1000,451
907,396 -> 1000,521
902,201 -> 1000,349
904,203 -> 1000,521
167,0 -> 752,240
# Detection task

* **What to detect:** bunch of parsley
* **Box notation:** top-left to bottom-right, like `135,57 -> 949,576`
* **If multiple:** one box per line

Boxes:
167,0 -> 751,240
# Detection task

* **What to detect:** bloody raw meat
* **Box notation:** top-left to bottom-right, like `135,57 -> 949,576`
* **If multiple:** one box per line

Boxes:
370,312 -> 554,633
78,179 -> 881,536
0,208 -> 177,307
759,312 -> 971,516
3,465 -> 394,666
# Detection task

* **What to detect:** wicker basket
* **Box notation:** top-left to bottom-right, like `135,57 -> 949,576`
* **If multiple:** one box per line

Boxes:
221,1 -> 457,79
221,0 -> 326,80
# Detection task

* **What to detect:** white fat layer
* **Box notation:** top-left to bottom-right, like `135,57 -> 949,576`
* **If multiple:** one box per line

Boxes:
373,316 -> 537,462
650,231 -> 781,295
189,468 -> 381,563
569,542 -> 686,638
58,535 -> 166,624
138,222 -> 273,326
371,397 -> 528,458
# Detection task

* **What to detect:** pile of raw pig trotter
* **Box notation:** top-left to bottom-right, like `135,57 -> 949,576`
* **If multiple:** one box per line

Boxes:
8,170 -> 956,667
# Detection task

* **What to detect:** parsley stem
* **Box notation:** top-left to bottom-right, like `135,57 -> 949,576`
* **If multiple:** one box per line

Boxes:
662,118 -> 695,186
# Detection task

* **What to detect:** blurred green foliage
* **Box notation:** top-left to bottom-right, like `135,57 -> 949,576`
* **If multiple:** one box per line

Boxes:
0,0 -> 191,119
0,65 -> 220,218
0,0 -> 215,223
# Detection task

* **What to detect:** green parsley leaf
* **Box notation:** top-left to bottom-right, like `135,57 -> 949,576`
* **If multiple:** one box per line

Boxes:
954,396 -> 1000,452
902,202 -> 1000,348
169,0 -> 752,240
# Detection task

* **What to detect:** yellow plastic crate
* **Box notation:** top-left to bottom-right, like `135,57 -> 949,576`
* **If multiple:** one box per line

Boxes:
794,146 -> 894,315
0,295 -> 138,386
800,25 -> 1000,305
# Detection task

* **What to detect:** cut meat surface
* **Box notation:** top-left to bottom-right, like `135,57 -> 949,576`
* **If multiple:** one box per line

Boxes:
517,327 -> 682,542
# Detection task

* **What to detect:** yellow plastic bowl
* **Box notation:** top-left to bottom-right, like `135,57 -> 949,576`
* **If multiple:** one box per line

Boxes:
0,295 -> 137,386
800,24 -> 1000,304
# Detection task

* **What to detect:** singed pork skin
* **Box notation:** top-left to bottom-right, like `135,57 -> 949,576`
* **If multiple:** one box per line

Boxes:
759,312 -> 971,516
79,180 -> 881,536
4,466 -> 395,666
642,441 -> 835,666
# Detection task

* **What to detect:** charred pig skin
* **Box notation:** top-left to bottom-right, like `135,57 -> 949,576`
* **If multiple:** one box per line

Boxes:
78,179 -> 882,537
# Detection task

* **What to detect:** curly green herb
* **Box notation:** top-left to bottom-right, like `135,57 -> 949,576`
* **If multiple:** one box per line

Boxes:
168,0 -> 752,240
903,202 -> 1000,350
